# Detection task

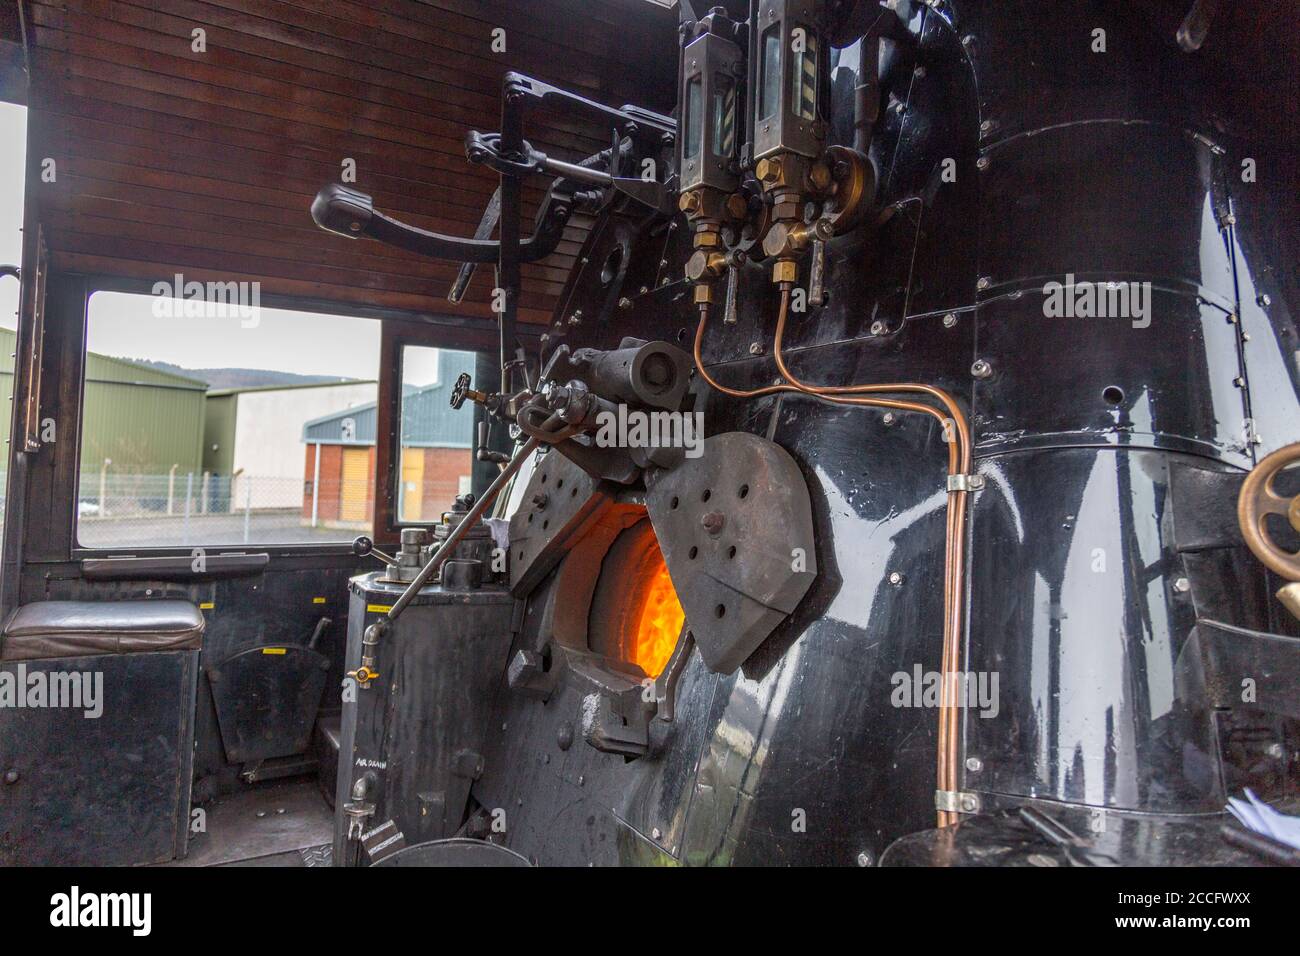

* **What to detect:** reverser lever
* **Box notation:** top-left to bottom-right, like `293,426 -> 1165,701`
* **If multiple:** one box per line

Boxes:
310,183 -> 571,263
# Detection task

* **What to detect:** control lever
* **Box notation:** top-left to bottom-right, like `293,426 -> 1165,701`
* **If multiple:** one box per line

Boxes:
723,261 -> 740,324
476,421 -> 510,466
352,437 -> 541,688
448,187 -> 502,304
310,183 -> 571,263
352,535 -> 397,569
809,235 -> 828,308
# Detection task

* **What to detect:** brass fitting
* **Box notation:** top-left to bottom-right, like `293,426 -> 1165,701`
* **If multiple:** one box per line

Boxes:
762,219 -> 834,260
808,161 -> 833,192
755,156 -> 784,184
772,260 -> 799,284
347,665 -> 380,687
686,249 -> 729,283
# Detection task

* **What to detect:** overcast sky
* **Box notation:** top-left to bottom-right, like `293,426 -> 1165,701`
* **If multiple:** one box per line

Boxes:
89,291 -> 390,381
0,103 -> 24,333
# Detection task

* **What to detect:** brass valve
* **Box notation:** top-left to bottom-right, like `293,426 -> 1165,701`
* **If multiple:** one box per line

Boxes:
762,218 -> 834,260
450,372 -> 488,411
686,247 -> 747,283
347,665 -> 380,686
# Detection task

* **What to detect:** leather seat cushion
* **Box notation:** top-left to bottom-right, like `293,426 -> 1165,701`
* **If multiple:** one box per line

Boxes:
1,600 -> 205,661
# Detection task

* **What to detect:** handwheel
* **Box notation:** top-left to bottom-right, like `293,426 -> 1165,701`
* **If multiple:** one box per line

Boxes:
1237,442 -> 1300,580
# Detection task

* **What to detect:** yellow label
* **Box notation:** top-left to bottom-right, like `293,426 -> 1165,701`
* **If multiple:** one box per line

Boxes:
199,602 -> 215,610
312,597 -> 326,604
366,604 -> 393,614
261,647 -> 287,656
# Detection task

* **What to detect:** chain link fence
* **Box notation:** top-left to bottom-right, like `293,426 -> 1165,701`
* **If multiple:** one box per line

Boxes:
76,472 -> 371,548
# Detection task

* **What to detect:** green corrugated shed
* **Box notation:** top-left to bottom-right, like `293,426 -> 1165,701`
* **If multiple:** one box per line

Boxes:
80,352 -> 208,479
0,328 -> 212,480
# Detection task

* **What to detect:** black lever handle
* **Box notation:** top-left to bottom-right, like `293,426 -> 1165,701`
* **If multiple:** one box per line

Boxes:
311,183 -> 571,264
352,536 -> 398,568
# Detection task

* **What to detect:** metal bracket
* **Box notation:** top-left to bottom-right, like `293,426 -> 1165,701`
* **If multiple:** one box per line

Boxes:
935,789 -> 982,814
947,473 -> 985,493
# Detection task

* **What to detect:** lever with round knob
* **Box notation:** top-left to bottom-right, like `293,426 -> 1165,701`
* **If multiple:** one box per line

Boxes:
352,535 -> 398,568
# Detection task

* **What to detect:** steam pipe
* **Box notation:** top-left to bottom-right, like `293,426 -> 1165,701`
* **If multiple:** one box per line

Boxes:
694,290 -> 973,827
854,34 -> 880,154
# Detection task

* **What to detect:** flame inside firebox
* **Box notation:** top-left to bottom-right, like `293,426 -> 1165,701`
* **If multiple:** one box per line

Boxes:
632,559 -> 686,677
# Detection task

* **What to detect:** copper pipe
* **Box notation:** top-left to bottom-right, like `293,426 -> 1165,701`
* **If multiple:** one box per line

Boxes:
695,289 -> 973,828
769,285 -> 970,828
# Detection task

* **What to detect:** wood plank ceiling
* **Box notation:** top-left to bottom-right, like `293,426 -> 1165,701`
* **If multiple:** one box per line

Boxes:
22,0 -> 678,326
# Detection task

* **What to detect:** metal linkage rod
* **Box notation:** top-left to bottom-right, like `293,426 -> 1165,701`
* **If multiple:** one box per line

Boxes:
379,436 -> 539,626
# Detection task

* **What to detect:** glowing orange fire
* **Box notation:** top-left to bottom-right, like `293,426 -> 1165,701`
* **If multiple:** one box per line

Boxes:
630,560 -> 686,678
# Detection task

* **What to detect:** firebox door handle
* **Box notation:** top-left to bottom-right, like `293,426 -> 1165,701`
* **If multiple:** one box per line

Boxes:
310,183 -> 569,263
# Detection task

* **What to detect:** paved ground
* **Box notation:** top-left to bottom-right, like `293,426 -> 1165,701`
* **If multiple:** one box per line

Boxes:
77,513 -> 361,549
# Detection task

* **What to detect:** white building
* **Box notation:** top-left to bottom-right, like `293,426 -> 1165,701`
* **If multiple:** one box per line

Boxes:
203,381 -> 377,511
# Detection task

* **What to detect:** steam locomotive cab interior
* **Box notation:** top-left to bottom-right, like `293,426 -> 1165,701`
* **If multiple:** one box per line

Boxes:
0,0 -> 1297,869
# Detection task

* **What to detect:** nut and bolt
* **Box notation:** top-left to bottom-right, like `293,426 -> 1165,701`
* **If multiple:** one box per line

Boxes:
870,320 -> 887,336
755,157 -> 783,183
971,359 -> 993,379
856,850 -> 874,867
882,412 -> 897,426
1173,577 -> 1191,593
749,342 -> 764,355
959,794 -> 980,813
618,297 -> 633,310
976,156 -> 989,170
976,276 -> 992,291
651,827 -> 662,840
888,571 -> 905,586
1258,293 -> 1271,307
701,512 -> 726,534
965,757 -> 983,773
943,312 -> 958,328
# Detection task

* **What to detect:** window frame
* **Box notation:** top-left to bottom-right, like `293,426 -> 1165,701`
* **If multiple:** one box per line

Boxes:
69,276 -> 510,559
375,322 -> 505,543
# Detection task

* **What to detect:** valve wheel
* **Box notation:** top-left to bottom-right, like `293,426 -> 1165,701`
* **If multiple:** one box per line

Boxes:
450,372 -> 471,410
1237,442 -> 1300,580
